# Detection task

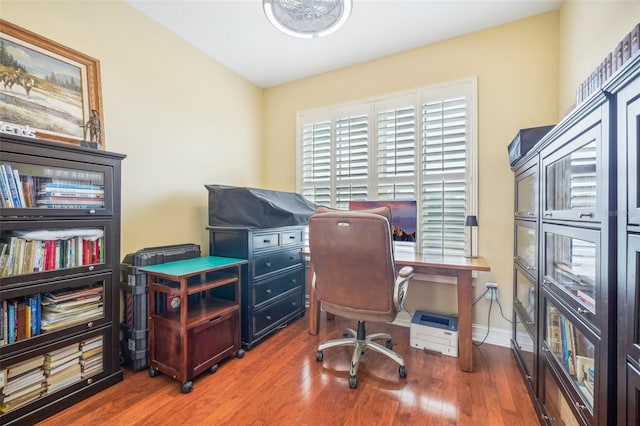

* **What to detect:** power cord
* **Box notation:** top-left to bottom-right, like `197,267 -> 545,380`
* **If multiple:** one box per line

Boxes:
473,286 -> 516,348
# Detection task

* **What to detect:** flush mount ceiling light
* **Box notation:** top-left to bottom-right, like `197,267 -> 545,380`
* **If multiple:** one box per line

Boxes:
263,0 -> 352,39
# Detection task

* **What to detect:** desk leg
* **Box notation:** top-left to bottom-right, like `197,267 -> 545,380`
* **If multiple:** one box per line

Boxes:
308,261 -> 320,335
457,270 -> 473,373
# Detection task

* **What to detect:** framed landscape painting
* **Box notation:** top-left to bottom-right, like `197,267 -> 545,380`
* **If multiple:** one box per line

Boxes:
0,19 -> 104,148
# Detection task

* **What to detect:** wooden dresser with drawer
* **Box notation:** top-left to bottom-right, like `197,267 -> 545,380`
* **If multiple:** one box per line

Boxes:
207,225 -> 306,350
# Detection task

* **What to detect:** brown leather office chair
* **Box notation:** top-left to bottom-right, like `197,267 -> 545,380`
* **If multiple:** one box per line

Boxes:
309,206 -> 414,388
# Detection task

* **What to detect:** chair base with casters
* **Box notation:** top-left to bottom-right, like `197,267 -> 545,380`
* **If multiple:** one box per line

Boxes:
315,320 -> 407,389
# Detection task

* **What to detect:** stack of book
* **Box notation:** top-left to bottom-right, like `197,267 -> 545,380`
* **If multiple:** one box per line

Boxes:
36,179 -> 105,209
80,336 -> 103,378
0,355 -> 46,413
41,286 -> 103,332
576,22 -> 640,106
43,344 -> 82,394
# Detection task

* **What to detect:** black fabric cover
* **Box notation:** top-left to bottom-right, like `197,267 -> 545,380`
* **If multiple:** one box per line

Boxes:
205,184 -> 317,228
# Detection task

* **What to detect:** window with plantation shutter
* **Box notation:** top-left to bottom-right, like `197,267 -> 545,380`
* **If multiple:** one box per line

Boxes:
422,97 -> 468,255
297,78 -> 477,256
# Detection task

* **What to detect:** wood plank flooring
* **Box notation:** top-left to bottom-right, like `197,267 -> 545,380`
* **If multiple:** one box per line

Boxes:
39,312 -> 541,425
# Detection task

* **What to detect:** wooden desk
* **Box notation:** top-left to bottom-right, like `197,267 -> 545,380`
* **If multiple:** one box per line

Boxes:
304,250 -> 491,373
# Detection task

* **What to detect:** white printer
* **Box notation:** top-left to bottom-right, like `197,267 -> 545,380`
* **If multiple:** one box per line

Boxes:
410,310 -> 459,357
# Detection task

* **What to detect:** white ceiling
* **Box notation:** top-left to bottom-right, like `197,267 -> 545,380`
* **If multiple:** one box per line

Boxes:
128,0 -> 562,88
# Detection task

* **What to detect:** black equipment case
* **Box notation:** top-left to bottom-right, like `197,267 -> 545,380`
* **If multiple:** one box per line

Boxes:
507,125 -> 555,166
119,243 -> 201,371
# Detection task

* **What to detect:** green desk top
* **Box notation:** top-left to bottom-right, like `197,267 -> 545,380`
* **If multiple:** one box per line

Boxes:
137,256 -> 247,277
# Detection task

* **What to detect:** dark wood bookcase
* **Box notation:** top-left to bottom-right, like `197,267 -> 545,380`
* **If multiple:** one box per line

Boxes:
511,54 -> 640,425
0,134 -> 124,425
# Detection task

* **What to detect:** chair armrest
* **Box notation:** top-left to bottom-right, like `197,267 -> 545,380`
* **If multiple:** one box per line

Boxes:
393,266 -> 414,311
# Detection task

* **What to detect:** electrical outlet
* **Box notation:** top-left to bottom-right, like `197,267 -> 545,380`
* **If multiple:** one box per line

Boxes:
485,282 -> 498,300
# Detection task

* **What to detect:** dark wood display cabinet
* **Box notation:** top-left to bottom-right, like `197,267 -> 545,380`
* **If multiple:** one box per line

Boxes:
208,226 -> 306,350
616,53 -> 640,426
0,133 -> 125,425
511,54 -> 640,425
511,155 -> 541,408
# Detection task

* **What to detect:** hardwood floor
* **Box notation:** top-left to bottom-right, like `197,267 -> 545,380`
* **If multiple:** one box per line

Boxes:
39,312 -> 541,426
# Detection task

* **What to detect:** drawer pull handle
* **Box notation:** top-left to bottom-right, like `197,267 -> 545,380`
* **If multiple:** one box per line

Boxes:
266,289 -> 272,294
579,211 -> 593,218
289,235 -> 295,239
542,347 -> 549,352
266,315 -> 272,321
577,307 -> 589,315
575,402 -> 586,410
209,315 -> 222,323
88,209 -> 96,214
87,321 -> 93,328
265,262 -> 272,267
527,212 -> 535,217
88,265 -> 95,271
291,279 -> 297,283
544,212 -> 552,217
263,239 -> 271,244
289,256 -> 295,261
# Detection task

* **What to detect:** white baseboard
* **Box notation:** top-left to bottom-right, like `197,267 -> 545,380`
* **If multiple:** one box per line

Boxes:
392,311 -> 513,348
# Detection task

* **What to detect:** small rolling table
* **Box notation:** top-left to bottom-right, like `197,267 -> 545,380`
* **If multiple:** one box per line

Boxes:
140,256 -> 248,393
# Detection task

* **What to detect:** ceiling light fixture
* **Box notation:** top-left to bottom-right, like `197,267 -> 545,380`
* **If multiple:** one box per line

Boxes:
263,0 -> 352,39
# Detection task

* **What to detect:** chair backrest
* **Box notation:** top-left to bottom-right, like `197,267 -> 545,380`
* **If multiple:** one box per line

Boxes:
309,207 -> 398,323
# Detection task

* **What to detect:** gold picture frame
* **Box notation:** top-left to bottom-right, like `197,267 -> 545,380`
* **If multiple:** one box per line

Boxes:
0,19 -> 104,148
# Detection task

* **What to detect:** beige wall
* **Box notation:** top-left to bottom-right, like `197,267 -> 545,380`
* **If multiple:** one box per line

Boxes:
2,0 -> 264,256
263,13 -> 560,330
558,1 -> 640,116
3,1 -> 638,333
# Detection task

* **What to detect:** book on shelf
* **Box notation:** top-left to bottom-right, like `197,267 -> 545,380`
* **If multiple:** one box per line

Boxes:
547,310 -> 562,354
44,286 -> 103,303
46,363 -> 82,394
21,175 -> 35,207
0,299 -> 5,346
44,350 -> 82,371
40,305 -> 103,332
1,163 -> 22,208
80,346 -> 102,359
44,358 -> 80,377
0,383 -> 47,413
6,355 -> 45,380
46,343 -> 79,359
2,368 -> 46,397
0,165 -> 13,207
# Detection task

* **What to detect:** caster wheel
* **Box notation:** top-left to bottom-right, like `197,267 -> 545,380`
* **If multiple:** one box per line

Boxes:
316,351 -> 323,361
148,368 -> 160,378
399,365 -> 408,378
236,349 -> 245,359
181,381 -> 193,393
385,339 -> 393,349
209,364 -> 219,374
349,375 -> 357,389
